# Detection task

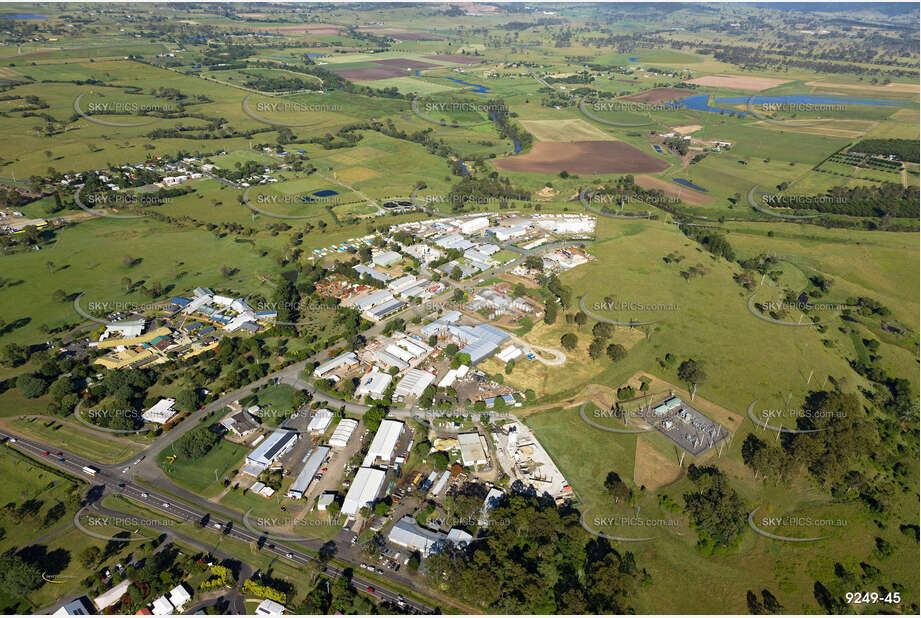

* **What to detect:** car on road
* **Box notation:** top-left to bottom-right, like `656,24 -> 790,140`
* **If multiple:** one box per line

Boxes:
122,467 -> 129,474
42,451 -> 49,456
286,552 -> 294,559
359,563 -> 367,569
213,522 -> 222,529
58,457 -> 65,462
366,586 -> 374,594
375,568 -> 383,575
162,502 -> 170,508
133,457 -> 144,464
141,492 -> 149,498
351,535 -> 358,544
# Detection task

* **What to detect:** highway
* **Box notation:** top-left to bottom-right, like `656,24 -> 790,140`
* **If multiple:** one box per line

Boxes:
0,428 -> 431,615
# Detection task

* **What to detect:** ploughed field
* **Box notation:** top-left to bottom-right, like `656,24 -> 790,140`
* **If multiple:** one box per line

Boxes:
493,140 -> 669,175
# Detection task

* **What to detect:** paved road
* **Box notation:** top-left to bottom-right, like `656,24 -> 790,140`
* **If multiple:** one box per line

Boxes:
0,429 -> 431,615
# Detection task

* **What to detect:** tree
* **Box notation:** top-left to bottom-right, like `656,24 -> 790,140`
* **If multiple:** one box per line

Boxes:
432,451 -> 449,470
560,333 -> 578,351
0,553 -> 42,597
588,338 -> 605,360
574,311 -> 588,327
79,546 -> 101,569
17,374 -> 48,398
175,388 -> 203,412
604,471 -> 632,503
677,359 -> 706,400
592,321 -> 614,340
543,299 -> 558,325
606,343 -> 627,363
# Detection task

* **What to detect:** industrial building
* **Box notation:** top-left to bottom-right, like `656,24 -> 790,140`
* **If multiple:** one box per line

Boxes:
288,446 -> 330,499
457,432 -> 489,467
142,398 -> 178,424
352,288 -> 395,312
459,216 -> 489,235
328,418 -> 358,448
362,419 -> 404,467
393,368 -> 436,400
244,428 -> 298,475
434,233 -> 474,251
355,369 -> 392,399
421,312 -> 510,364
372,250 -> 402,267
387,516 -> 446,556
342,466 -> 386,516
364,298 -> 407,322
306,408 -> 334,433
313,351 -> 359,378
353,264 -> 393,282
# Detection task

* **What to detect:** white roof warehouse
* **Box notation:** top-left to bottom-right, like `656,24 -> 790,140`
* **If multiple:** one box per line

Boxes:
342,466 -> 386,516
362,419 -> 404,467
393,368 -> 436,400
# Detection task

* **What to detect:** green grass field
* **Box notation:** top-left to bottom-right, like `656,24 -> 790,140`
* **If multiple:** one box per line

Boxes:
157,438 -> 248,498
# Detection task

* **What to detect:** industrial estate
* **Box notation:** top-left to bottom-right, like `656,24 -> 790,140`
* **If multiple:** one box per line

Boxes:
0,2 -> 917,617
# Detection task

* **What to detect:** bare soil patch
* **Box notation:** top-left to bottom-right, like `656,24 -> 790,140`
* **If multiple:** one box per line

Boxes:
493,141 -> 668,175
634,435 -> 683,491
370,58 -> 439,70
672,124 -> 702,135
686,74 -> 790,91
620,87 -> 694,104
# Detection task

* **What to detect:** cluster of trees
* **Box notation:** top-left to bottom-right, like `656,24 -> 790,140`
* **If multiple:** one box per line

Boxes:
682,464 -> 748,554
792,183 -> 921,219
850,138 -> 919,163
424,494 -> 647,613
172,426 -> 220,460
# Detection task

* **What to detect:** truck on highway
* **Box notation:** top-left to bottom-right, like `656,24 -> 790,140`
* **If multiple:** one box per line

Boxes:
82,465 -> 99,476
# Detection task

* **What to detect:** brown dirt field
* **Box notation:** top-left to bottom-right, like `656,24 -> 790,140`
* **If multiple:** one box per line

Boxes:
370,58 -> 439,70
424,54 -> 485,65
672,124 -> 702,135
634,435 -> 683,491
806,80 -> 919,94
620,87 -> 694,104
634,175 -> 716,206
686,74 -> 790,91
493,141 -> 668,175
